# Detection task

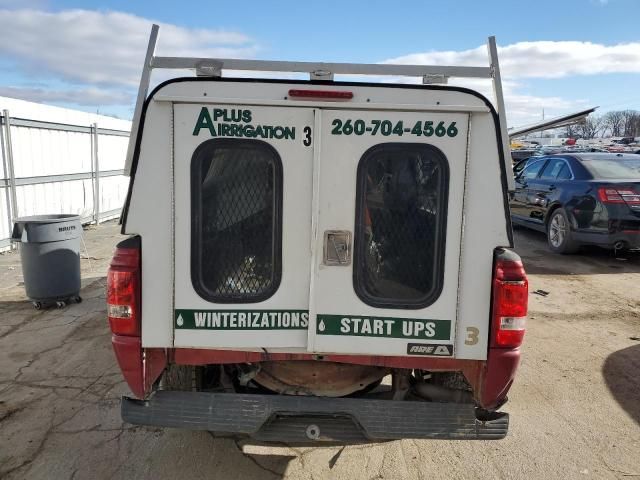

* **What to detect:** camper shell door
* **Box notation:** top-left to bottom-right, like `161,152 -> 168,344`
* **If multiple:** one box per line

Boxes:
308,109 -> 469,357
173,103 -> 314,349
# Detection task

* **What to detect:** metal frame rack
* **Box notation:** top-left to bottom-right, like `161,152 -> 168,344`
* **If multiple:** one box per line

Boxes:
126,24 -> 512,188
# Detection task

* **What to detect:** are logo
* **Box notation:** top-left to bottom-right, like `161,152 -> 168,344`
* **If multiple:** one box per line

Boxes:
406,343 -> 453,357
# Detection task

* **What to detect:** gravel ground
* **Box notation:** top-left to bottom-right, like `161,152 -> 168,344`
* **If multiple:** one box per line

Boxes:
0,221 -> 638,479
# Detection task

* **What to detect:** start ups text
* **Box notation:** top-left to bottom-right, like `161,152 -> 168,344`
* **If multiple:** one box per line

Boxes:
192,107 -> 296,140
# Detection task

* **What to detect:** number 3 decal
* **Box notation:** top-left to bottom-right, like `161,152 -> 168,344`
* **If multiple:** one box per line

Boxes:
465,327 -> 479,345
303,126 -> 312,146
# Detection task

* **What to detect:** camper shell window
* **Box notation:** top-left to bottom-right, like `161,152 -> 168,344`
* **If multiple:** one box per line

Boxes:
191,139 -> 283,303
353,143 -> 449,309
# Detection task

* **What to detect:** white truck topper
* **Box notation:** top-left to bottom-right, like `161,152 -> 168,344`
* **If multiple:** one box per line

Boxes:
120,25 -> 515,361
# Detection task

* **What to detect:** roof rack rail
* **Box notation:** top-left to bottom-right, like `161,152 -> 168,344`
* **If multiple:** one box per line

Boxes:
125,24 -> 512,188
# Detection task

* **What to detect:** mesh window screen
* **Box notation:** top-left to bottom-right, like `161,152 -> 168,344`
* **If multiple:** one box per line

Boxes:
191,139 -> 282,303
354,144 -> 449,308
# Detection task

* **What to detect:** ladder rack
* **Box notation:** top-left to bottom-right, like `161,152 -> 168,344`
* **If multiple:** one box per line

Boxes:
125,24 -> 512,189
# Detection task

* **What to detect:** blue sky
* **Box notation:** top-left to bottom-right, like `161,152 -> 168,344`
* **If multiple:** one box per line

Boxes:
0,0 -> 638,127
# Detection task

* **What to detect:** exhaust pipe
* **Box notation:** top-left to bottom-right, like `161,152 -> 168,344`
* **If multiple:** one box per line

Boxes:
614,240 -> 626,251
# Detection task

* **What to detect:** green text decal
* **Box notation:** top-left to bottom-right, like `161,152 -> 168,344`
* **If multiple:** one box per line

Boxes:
175,309 -> 308,330
316,314 -> 451,340
193,107 -> 297,140
330,119 -> 458,138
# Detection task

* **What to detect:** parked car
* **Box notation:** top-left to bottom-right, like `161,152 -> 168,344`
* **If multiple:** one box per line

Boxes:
511,146 -> 562,163
513,156 -> 539,176
531,146 -> 564,157
606,144 -> 627,153
512,147 -> 610,175
511,148 -> 538,162
510,153 -> 640,253
611,137 -> 635,145
585,146 -> 609,153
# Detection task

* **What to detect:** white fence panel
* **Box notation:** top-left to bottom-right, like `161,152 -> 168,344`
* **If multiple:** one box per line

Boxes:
0,188 -> 10,249
0,110 -> 131,252
99,175 -> 130,220
11,127 -> 91,177
98,134 -> 128,171
15,180 -> 95,220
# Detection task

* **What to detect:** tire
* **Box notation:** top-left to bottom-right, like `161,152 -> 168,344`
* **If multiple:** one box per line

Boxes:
547,208 -> 579,254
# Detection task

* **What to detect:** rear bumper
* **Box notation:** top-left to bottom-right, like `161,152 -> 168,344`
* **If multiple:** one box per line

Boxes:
573,230 -> 640,249
122,391 -> 508,442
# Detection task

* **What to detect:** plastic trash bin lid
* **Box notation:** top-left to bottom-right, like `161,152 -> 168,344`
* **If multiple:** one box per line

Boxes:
12,214 -> 82,243
14,214 -> 81,223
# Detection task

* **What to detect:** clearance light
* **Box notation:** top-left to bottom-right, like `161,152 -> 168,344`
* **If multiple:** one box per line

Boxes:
288,89 -> 353,100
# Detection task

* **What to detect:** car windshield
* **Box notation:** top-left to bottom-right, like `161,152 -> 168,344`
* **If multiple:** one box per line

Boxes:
581,158 -> 640,179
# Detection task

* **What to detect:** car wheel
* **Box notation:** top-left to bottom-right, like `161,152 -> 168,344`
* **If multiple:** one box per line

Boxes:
547,208 -> 579,254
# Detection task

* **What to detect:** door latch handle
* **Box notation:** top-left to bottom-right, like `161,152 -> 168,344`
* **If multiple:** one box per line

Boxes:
323,230 -> 352,266
330,236 -> 347,263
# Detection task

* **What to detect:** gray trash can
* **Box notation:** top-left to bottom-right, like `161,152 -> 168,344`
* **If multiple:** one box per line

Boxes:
11,214 -> 83,309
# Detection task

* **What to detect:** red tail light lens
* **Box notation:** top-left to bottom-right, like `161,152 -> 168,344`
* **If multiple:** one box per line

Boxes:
288,89 -> 353,100
598,187 -> 640,205
492,258 -> 528,348
107,243 -> 140,336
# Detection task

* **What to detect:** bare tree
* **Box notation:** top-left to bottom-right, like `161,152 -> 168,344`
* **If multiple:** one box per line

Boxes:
578,116 -> 603,139
604,111 -> 625,137
563,124 -> 579,138
621,110 -> 640,137
633,115 -> 640,138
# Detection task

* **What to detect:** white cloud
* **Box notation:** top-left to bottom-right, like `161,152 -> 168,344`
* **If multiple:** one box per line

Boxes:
385,40 -> 640,79
0,9 -> 629,126
330,74 -> 587,126
382,40 -> 640,125
0,8 -> 259,88
434,77 -> 589,126
502,89 -> 589,126
0,86 -> 132,106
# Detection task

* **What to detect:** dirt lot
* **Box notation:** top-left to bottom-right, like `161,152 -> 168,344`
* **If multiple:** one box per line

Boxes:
1,221 -> 639,479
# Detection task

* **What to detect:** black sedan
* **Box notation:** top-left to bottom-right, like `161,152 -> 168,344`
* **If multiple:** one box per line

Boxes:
510,153 -> 640,253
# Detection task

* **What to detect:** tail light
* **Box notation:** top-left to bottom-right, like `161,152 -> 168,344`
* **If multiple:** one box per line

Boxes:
107,238 -> 141,336
491,251 -> 528,348
107,236 -> 165,399
598,187 -> 640,205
